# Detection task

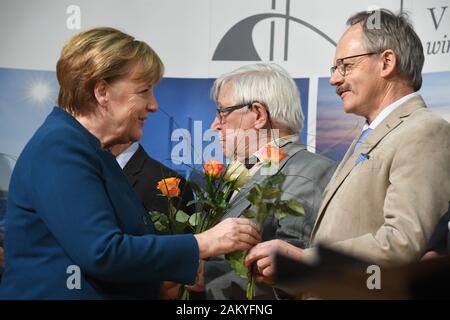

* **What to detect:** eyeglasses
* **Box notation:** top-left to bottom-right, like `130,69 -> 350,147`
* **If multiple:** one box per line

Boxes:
330,52 -> 378,77
215,102 -> 253,123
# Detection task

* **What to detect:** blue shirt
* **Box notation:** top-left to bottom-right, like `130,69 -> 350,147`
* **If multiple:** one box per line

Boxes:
0,107 -> 198,299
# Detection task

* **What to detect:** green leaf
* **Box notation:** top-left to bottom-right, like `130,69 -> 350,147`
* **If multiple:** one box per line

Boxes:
149,211 -> 169,226
241,209 -> 256,219
285,199 -> 305,216
149,211 -> 170,233
225,251 -> 249,278
188,212 -> 202,226
153,220 -> 168,233
175,210 -> 190,223
148,211 -> 163,221
262,187 -> 281,199
274,207 -> 287,220
174,221 -> 187,234
203,199 -> 218,209
160,213 -> 170,225
268,173 -> 286,186
186,199 -> 197,207
247,187 -> 261,205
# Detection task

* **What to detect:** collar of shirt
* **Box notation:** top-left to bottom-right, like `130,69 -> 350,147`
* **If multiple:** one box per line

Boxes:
115,141 -> 139,169
362,92 -> 421,131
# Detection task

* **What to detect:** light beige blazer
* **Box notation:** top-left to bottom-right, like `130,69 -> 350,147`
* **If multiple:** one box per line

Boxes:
306,95 -> 450,266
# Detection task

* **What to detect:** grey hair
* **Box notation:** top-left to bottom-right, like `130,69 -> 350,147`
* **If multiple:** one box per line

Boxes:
211,63 -> 304,134
347,9 -> 424,91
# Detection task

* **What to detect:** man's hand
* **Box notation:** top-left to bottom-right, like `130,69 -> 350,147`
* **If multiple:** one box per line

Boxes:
244,239 -> 303,285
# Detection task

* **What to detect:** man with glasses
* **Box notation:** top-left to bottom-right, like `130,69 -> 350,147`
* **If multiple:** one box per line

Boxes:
188,63 -> 336,299
244,9 -> 450,291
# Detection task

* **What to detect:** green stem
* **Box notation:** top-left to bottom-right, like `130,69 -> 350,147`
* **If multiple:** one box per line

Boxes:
246,266 -> 256,300
178,286 -> 190,300
169,202 -> 176,234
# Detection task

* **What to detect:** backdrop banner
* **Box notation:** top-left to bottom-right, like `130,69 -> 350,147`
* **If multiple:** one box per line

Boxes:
1,0 -> 449,183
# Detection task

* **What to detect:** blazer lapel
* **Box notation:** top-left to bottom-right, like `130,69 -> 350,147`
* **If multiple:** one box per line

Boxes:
328,135 -> 359,183
311,96 -> 426,239
122,145 -> 147,187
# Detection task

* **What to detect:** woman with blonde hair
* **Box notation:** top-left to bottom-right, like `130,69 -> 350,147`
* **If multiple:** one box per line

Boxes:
0,27 -> 259,299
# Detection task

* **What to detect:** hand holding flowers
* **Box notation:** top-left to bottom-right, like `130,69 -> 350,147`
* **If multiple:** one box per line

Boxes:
225,145 -> 305,299
149,159 -> 255,299
150,145 -> 302,300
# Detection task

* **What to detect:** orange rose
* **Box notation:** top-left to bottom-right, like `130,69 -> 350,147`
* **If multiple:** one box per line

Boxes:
156,177 -> 181,198
259,146 -> 288,164
203,160 -> 225,178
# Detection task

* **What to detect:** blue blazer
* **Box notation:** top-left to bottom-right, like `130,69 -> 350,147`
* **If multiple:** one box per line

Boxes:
0,107 -> 199,299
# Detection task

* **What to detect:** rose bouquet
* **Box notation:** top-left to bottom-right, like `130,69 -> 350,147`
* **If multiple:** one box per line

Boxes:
225,146 -> 305,299
149,159 -> 251,299
149,145 -> 304,300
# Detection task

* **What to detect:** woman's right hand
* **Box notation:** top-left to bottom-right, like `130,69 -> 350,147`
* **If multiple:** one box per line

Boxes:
194,218 -> 260,259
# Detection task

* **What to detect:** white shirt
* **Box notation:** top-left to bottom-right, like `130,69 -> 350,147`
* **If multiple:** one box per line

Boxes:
362,92 -> 420,131
115,141 -> 139,169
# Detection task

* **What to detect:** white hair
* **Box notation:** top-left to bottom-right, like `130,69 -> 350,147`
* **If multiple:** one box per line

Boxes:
211,63 -> 304,133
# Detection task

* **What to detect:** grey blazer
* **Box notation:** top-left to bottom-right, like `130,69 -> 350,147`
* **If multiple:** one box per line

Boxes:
204,140 -> 336,299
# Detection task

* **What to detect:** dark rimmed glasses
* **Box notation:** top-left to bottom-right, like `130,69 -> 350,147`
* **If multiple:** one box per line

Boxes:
330,52 -> 378,77
216,102 -> 254,123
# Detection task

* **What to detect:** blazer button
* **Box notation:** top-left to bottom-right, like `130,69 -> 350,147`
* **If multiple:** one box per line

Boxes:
143,215 -> 150,225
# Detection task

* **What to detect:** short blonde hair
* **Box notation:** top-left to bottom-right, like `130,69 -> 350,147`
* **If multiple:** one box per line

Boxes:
57,27 -> 164,115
